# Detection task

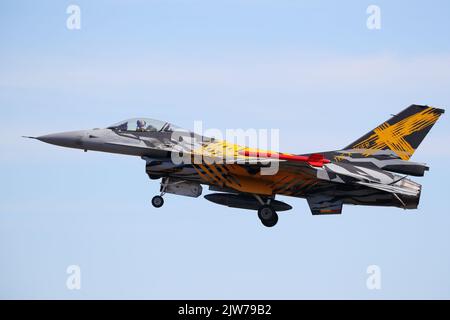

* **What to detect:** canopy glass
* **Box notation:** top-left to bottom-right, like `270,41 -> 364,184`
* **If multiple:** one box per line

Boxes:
107,118 -> 180,133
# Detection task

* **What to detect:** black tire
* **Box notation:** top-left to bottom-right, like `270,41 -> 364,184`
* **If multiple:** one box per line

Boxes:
258,205 -> 278,227
151,195 -> 164,208
258,205 -> 275,220
261,214 -> 278,227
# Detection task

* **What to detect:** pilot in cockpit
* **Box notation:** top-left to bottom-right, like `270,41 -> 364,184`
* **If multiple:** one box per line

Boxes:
136,119 -> 147,132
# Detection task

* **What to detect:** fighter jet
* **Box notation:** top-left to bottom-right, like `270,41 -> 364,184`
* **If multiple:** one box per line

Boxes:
26,104 -> 444,227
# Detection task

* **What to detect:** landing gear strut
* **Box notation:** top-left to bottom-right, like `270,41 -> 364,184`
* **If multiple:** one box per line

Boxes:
253,195 -> 278,227
151,177 -> 169,208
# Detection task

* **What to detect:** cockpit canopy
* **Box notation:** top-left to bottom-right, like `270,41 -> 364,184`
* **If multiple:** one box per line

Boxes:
107,118 -> 180,133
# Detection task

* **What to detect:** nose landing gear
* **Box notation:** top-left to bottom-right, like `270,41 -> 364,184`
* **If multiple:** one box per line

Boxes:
151,195 -> 164,208
151,177 -> 169,208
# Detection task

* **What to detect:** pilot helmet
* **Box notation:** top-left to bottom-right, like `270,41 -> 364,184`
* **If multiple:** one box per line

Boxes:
136,119 -> 146,128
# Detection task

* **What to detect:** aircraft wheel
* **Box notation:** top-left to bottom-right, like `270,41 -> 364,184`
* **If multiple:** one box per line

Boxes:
258,205 -> 278,227
151,195 -> 164,208
261,215 -> 278,227
258,205 -> 275,220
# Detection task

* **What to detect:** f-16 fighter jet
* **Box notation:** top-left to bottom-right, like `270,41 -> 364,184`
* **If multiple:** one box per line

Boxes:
26,104 -> 444,227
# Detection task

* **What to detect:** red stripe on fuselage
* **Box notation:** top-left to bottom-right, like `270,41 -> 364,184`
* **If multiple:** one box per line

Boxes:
240,151 -> 330,167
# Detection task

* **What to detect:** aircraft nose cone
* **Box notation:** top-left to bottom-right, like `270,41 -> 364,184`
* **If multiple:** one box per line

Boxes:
37,131 -> 85,148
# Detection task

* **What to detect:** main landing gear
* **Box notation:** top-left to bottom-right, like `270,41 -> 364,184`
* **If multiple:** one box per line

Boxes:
258,205 -> 279,227
254,195 -> 279,227
151,177 -> 169,208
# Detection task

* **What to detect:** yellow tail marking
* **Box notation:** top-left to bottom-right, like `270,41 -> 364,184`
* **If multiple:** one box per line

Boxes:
352,107 -> 441,160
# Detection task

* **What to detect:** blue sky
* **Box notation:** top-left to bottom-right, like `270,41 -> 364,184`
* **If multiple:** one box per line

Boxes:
1,0 -> 449,299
